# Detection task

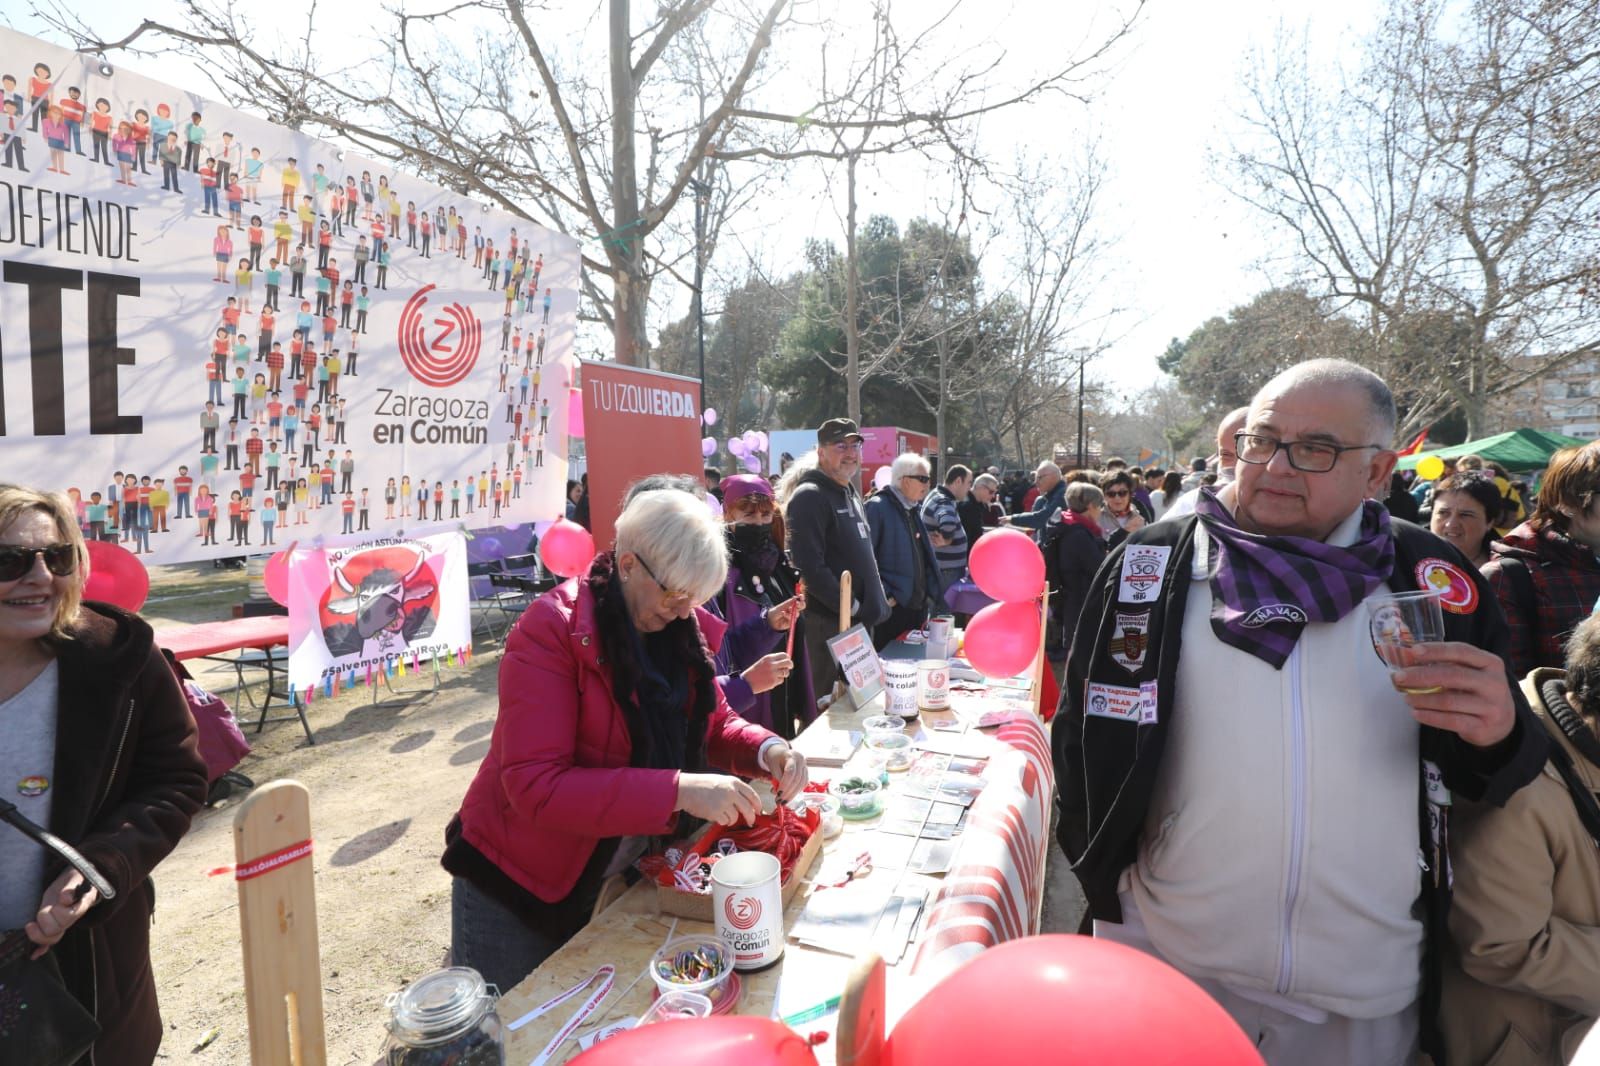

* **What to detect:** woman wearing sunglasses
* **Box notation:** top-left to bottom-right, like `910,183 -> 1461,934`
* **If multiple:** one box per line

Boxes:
0,485 -> 208,1065
443,488 -> 808,990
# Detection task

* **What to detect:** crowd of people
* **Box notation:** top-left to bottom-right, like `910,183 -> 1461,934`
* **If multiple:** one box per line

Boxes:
12,348 -> 1600,1064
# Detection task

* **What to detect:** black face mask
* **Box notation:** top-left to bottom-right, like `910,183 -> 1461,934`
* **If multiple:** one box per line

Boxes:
726,521 -> 780,573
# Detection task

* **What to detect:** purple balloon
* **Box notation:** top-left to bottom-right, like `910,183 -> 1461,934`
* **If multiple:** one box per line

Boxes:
701,437 -> 717,458
741,430 -> 760,452
728,437 -> 746,456
703,407 -> 719,426
706,493 -> 724,518
744,455 -> 763,473
754,431 -> 769,452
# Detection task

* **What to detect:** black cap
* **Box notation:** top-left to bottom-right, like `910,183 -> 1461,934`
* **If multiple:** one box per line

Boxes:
817,418 -> 864,446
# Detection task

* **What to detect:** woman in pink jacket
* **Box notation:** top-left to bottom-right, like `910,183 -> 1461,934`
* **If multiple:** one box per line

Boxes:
442,489 -> 809,990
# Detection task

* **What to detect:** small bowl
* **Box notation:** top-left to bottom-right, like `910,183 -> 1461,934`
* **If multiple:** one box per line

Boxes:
861,715 -> 906,740
649,934 -> 734,1000
865,732 -> 913,772
790,793 -> 844,838
829,775 -> 884,819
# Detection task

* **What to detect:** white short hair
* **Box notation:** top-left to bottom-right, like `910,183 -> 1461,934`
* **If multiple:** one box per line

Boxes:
614,489 -> 727,603
974,473 -> 999,491
1036,461 -> 1062,480
891,452 -> 930,480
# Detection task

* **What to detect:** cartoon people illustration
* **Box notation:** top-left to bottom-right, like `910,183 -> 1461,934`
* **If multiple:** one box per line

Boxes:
150,102 -> 173,163
281,156 -> 300,210
41,104 -> 68,174
86,96 -> 113,166
130,107 -> 151,173
201,157 -> 222,217
111,119 -> 137,184
58,84 -> 85,154
0,99 -> 23,171
227,174 -> 245,228
159,131 -> 182,192
184,110 -> 205,172
244,146 -> 264,202
235,258 -> 254,313
27,62 -> 50,134
384,477 -> 397,520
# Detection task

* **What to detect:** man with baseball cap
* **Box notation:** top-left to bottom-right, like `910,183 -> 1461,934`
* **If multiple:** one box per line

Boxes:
784,418 -> 890,699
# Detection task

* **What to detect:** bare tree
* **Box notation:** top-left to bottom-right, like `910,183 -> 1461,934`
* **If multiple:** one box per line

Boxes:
1230,0 -> 1600,436
35,0 -> 792,365
715,0 -> 1145,422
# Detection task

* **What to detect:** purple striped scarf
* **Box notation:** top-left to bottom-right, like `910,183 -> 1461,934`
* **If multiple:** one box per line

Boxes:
1194,488 -> 1394,668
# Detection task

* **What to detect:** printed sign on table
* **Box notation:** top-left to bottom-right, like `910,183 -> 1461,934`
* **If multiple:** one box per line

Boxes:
0,26 -> 575,564
287,531 -> 469,690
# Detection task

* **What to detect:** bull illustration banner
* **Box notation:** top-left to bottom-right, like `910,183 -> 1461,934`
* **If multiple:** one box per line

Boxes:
287,530 -> 470,690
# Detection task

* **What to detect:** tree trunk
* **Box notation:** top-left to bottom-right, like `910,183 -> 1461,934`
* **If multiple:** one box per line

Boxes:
609,0 -> 647,364
844,152 -> 862,424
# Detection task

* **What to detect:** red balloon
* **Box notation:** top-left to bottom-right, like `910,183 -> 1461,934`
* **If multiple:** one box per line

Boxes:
264,549 -> 292,606
968,526 -> 1045,602
83,539 -> 151,612
887,935 -> 1263,1066
570,1015 -> 817,1066
962,600 -> 1040,678
540,517 -> 597,578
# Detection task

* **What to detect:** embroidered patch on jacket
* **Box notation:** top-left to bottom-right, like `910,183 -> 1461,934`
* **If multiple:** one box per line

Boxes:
1414,558 -> 1478,614
1240,603 -> 1309,628
1109,611 -> 1151,673
1118,545 -> 1171,604
1085,680 -> 1158,724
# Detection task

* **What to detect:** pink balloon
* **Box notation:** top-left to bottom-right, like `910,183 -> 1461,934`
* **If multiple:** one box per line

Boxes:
968,527 -> 1045,602
963,600 -> 1041,678
83,539 -> 150,612
728,437 -> 747,457
539,517 -> 597,578
701,437 -> 718,458
741,429 -> 760,452
887,935 -> 1263,1066
744,455 -> 763,473
570,1015 -> 817,1066
873,466 -> 892,490
755,431 -> 769,452
702,407 -> 719,426
706,493 -> 724,519
568,387 -> 585,439
264,549 -> 292,606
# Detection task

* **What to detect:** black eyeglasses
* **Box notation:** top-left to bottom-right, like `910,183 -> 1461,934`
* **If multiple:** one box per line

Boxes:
1234,431 -> 1384,474
634,553 -> 692,604
0,543 -> 77,582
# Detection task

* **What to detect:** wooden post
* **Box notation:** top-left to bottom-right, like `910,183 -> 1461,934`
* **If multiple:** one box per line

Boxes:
1031,590 -> 1051,718
234,780 -> 327,1066
836,950 -> 886,1066
834,571 -> 854,703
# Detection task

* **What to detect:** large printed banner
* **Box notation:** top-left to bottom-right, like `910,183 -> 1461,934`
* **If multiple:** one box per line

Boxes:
579,361 -> 703,550
0,27 -> 576,564
287,531 -> 469,691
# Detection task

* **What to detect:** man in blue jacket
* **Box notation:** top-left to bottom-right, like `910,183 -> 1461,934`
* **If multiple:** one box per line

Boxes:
865,453 -> 942,649
1005,461 -> 1066,537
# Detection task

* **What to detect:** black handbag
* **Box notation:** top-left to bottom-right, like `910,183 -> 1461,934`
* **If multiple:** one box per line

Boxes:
0,798 -> 117,1066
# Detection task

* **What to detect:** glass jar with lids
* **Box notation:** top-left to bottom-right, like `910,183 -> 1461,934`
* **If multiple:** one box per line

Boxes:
385,966 -> 504,1065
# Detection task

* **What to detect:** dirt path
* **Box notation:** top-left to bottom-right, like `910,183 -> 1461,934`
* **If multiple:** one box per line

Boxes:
143,565 -> 506,1064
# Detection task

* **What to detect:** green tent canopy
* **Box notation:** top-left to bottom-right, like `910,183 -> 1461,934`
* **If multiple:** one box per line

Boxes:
1396,428 -> 1592,474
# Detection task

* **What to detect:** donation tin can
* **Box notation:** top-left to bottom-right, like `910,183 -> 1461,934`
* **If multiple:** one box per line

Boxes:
710,851 -> 786,972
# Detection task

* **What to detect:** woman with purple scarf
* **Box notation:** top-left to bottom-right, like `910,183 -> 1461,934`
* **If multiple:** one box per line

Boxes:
712,475 -> 814,739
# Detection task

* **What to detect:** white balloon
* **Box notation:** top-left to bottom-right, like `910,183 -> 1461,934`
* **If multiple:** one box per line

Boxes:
873,466 -> 892,490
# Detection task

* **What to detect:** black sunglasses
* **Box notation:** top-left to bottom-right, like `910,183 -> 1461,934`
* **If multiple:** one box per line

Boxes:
0,543 -> 77,582
904,474 -> 931,483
